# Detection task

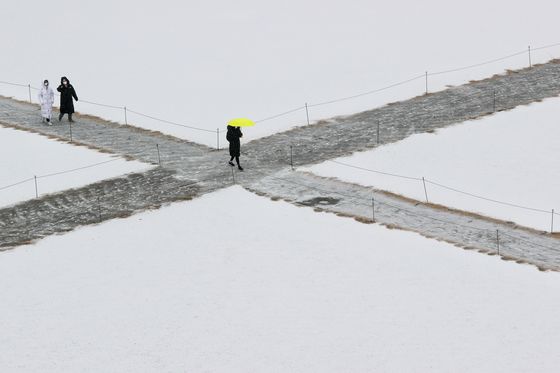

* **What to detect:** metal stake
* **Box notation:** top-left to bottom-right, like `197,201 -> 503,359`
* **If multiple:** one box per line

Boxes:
124,106 -> 128,125
493,90 -> 496,112
552,209 -> 555,234
97,195 -> 102,223
290,145 -> 294,170
305,103 -> 310,125
377,120 -> 380,144
528,45 -> 532,68
496,229 -> 500,255
69,120 -> 73,142
372,192 -> 376,223
231,166 -> 235,184
425,71 -> 428,94
422,177 -> 429,203
156,144 -> 161,165
217,128 -> 220,150
34,175 -> 38,198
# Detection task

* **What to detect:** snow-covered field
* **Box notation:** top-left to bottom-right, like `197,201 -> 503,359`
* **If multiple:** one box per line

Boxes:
1,1 -> 560,145
1,186 -> 559,372
0,126 -> 150,207
3,2 -> 560,371
306,97 -> 560,232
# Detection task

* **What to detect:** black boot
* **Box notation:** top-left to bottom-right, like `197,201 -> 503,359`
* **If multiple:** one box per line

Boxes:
238,165 -> 244,171
58,113 -> 63,121
228,161 -> 235,167
68,113 -> 74,122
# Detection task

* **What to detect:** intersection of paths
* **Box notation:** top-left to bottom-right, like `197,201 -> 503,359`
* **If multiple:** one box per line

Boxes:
1,60 -> 559,269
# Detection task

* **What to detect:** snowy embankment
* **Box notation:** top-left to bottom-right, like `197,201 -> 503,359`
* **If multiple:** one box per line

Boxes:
0,126 -> 151,208
305,97 -> 560,232
1,1 -> 560,146
1,186 -> 559,372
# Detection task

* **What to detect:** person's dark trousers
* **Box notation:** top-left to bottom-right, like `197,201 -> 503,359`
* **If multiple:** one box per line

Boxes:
58,113 -> 74,122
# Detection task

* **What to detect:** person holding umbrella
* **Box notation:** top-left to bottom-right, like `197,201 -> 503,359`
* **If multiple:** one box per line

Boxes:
57,76 -> 78,122
226,118 -> 254,171
227,125 -> 243,171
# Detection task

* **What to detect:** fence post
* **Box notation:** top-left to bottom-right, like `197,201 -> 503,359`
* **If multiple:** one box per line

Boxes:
69,120 -> 73,142
372,192 -> 376,223
156,144 -> 161,165
28,84 -> 32,103
425,71 -> 428,94
552,209 -> 555,234
305,103 -> 310,125
34,175 -> 38,198
377,120 -> 380,145
290,145 -> 294,170
217,128 -> 220,150
496,229 -> 500,255
124,106 -> 128,125
422,177 -> 429,203
528,45 -> 532,68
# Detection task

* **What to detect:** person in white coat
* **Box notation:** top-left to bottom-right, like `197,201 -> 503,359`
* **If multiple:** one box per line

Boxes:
38,79 -> 55,124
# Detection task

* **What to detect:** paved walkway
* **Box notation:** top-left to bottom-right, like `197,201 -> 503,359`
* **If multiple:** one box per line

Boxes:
247,170 -> 560,271
1,60 -> 559,269
0,168 -> 205,247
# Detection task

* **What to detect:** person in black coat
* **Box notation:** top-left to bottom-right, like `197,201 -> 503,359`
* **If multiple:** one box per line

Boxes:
226,125 -> 243,171
57,76 -> 78,122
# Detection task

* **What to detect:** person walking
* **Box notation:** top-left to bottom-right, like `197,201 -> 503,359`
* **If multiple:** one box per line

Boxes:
57,76 -> 78,122
38,79 -> 55,124
226,125 -> 243,171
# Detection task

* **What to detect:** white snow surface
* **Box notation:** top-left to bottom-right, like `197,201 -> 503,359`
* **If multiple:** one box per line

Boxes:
1,0 -> 560,146
305,97 -> 560,232
0,126 -> 150,207
1,186 -> 559,372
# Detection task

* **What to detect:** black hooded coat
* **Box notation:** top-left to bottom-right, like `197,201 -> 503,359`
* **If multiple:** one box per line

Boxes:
226,126 -> 243,157
57,77 -> 78,114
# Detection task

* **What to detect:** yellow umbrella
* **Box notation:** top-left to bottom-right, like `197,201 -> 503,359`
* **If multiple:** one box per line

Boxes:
227,118 -> 255,127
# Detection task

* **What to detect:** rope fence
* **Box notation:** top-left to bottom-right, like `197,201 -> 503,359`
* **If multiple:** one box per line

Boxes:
322,159 -> 558,233
0,41 -> 558,250
0,177 -> 35,192
125,108 -> 215,133
0,144 -> 557,266
37,158 -> 120,179
0,172 -> 233,241
2,41 -> 560,150
261,42 -> 560,122
267,174 -> 559,268
0,158 -> 125,200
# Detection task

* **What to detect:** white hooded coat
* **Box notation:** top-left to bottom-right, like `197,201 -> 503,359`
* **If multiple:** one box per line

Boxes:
38,83 -> 55,120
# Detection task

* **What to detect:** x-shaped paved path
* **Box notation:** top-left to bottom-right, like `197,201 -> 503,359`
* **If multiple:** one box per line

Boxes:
1,60 -> 560,270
